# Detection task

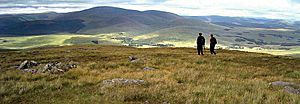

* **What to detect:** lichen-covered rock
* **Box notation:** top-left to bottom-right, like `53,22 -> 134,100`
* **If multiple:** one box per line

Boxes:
103,78 -> 145,85
18,60 -> 38,70
43,62 -> 63,73
67,61 -> 79,69
17,60 -> 78,74
43,62 -> 78,74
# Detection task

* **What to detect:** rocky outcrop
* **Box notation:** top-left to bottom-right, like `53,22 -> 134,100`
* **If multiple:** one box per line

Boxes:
43,62 -> 78,74
17,60 -> 78,74
143,67 -> 155,71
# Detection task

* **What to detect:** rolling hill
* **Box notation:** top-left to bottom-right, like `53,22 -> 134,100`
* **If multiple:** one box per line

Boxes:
186,16 -> 294,29
0,6 -> 187,36
0,6 -> 299,55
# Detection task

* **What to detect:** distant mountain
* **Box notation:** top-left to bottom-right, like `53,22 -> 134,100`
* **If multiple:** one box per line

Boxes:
55,6 -> 183,35
0,6 -> 190,36
0,12 -> 64,36
1,7 -> 298,36
186,16 -> 294,28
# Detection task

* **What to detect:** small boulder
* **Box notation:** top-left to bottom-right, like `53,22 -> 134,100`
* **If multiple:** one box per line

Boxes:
31,51 -> 39,55
91,40 -> 99,44
262,58 -> 269,61
284,86 -> 300,95
67,61 -> 79,69
129,56 -> 138,62
270,81 -> 296,87
103,78 -> 145,85
143,67 -> 155,71
18,60 -> 38,70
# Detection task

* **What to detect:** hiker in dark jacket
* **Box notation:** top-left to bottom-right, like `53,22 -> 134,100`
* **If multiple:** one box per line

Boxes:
210,34 -> 217,55
197,33 -> 205,55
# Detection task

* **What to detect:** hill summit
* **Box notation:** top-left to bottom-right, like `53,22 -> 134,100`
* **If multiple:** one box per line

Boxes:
0,6 -> 197,36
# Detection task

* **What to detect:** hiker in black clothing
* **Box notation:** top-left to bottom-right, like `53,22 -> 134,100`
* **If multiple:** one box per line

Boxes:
197,33 -> 205,55
210,34 -> 217,55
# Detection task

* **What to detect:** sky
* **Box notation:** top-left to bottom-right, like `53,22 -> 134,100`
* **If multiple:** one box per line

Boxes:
1,0 -> 300,20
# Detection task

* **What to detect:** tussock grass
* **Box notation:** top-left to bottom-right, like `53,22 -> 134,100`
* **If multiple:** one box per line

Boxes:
0,45 -> 300,103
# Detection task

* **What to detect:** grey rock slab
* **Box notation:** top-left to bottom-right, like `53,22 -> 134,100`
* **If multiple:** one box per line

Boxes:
270,81 -> 296,87
284,86 -> 300,95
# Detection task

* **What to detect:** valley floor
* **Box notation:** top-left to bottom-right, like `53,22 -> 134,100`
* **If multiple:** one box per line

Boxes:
0,45 -> 300,103
1,34 -> 300,57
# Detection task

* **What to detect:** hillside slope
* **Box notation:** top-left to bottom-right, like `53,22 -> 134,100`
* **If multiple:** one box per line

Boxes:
186,16 -> 293,28
1,45 -> 300,103
0,6 -> 185,36
0,6 -> 299,51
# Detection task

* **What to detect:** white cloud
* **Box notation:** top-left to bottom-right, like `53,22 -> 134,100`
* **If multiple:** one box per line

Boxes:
1,0 -> 300,20
155,0 -> 300,20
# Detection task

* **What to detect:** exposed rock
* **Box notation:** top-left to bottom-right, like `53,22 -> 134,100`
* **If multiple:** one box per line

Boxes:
163,102 -> 170,104
270,81 -> 296,87
271,81 -> 300,95
18,60 -> 38,70
0,39 -> 8,43
31,51 -> 39,55
129,56 -> 138,62
103,78 -> 145,85
17,60 -> 78,74
23,69 -> 38,73
224,28 -> 231,31
19,87 -> 26,94
67,61 -> 79,69
43,62 -> 64,73
43,62 -> 78,74
262,58 -> 269,61
143,67 -> 155,71
91,40 -> 99,44
284,86 -> 300,95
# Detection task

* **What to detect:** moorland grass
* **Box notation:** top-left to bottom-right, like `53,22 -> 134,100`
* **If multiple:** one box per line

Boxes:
0,45 -> 300,103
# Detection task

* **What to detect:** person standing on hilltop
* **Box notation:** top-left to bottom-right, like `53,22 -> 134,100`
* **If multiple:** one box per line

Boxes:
197,33 -> 205,55
210,34 -> 217,55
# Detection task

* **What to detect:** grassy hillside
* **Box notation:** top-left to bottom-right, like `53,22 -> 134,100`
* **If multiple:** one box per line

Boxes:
1,45 -> 300,103
1,6 -> 299,52
1,33 -> 299,56
0,34 -> 120,49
